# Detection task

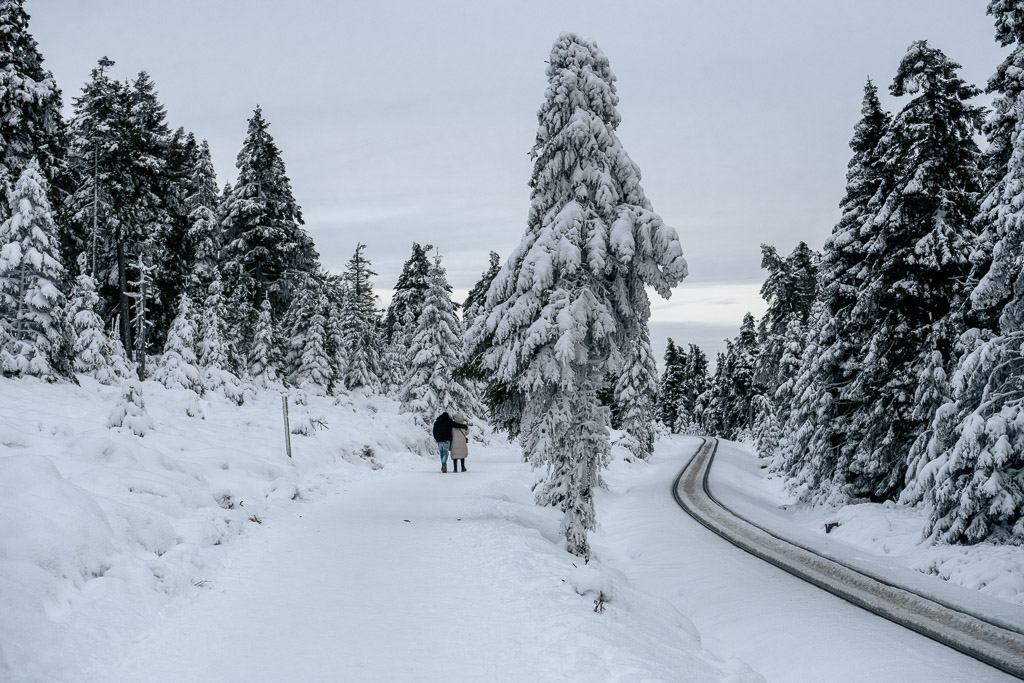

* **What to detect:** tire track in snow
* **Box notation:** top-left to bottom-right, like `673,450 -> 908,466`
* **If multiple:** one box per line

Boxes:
672,438 -> 1024,680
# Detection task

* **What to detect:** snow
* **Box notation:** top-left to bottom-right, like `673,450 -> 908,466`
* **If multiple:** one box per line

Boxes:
1,377 -> 1016,682
711,438 -> 1024,620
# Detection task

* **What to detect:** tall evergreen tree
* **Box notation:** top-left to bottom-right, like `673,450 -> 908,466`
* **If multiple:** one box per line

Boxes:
679,343 -> 709,432
221,106 -> 317,317
65,57 -> 129,341
0,1 -> 65,221
339,243 -> 384,391
400,255 -> 477,421
384,242 -> 433,345
185,137 -> 221,296
772,81 -> 891,486
659,338 -> 686,430
778,44 -> 983,503
901,2 -> 1024,545
752,242 -> 818,455
840,42 -> 982,501
0,162 -> 68,379
465,34 -> 687,557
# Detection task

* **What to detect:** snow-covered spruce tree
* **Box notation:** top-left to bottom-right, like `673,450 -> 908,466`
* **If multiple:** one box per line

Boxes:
0,162 -> 69,379
152,292 -> 202,393
752,242 -> 818,455
64,56 -> 124,287
107,377 -> 154,437
68,274 -> 124,384
384,242 -> 433,347
399,254 -> 478,422
614,327 -> 658,459
899,3 -> 1024,544
185,137 -> 221,297
340,243 -> 385,392
249,295 -> 282,387
754,242 -> 818,400
128,72 -> 185,352
465,34 -> 687,557
0,1 -> 64,206
835,42 -> 982,502
198,273 -> 244,404
658,338 -> 686,431
680,343 -> 709,429
710,313 -> 760,440
698,350 -> 729,438
220,106 -> 318,317
772,79 -> 892,492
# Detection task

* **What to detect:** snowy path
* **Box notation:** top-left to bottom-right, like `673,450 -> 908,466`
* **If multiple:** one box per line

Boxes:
74,434 -> 1018,683
83,449 -> 565,682
591,436 -> 1019,683
80,442 -> 753,683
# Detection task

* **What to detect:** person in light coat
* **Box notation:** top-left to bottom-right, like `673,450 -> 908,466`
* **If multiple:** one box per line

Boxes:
449,412 -> 469,472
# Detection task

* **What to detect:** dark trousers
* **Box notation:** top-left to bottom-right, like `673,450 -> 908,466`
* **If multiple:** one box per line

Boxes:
452,458 -> 466,472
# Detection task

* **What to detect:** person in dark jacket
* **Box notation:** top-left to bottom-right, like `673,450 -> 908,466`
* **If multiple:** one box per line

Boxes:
432,411 -> 467,473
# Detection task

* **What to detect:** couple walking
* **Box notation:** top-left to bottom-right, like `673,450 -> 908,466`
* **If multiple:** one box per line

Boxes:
432,411 -> 469,473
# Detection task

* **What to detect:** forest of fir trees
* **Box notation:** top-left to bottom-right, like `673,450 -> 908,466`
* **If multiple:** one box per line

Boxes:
0,1 -> 487,422
0,3 -> 686,556
659,1 -> 1024,549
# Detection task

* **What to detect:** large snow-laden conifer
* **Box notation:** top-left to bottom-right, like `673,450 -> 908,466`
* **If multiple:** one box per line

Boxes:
220,106 -> 318,317
773,80 -> 891,491
399,255 -> 477,422
152,292 -> 202,393
901,3 -> 1024,544
185,138 -> 221,296
834,42 -> 982,502
0,162 -> 69,379
466,34 -> 687,557
0,1 -> 64,222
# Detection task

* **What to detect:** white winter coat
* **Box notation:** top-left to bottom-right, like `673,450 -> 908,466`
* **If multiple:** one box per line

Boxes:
450,413 -> 469,459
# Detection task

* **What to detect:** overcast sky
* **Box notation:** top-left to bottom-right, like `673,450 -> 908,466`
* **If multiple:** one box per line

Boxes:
31,1 -> 1006,362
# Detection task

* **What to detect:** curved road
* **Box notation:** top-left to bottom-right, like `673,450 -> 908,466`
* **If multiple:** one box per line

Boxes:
673,438 -> 1024,680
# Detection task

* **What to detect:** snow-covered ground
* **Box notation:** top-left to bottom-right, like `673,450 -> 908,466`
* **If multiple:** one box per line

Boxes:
1,378 -> 1017,682
0,378 -> 756,682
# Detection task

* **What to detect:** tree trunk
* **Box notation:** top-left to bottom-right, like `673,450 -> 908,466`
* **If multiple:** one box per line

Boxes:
117,239 -> 132,360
